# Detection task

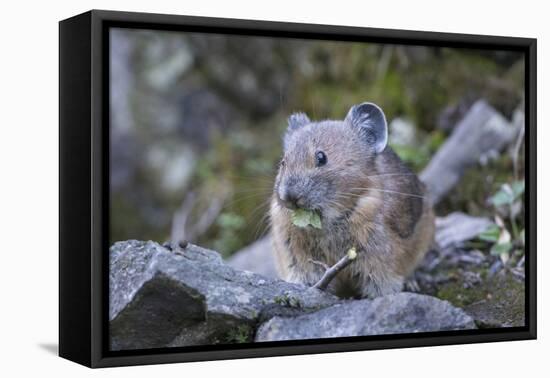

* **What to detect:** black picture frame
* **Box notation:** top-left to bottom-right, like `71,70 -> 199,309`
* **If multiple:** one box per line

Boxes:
59,9 -> 537,368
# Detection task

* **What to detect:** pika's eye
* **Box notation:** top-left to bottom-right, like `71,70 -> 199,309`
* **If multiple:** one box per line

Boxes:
315,151 -> 327,167
280,159 -> 286,168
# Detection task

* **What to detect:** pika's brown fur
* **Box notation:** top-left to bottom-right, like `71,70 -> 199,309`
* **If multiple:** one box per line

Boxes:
270,103 -> 435,298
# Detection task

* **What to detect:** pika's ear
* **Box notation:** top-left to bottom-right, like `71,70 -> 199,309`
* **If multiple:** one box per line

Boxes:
345,102 -> 388,153
284,112 -> 310,149
287,112 -> 310,132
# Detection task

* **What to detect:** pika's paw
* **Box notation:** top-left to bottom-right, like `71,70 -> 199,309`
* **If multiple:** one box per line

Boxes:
403,277 -> 421,292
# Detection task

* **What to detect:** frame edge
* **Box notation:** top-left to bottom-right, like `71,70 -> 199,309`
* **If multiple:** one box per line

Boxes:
59,11 -> 93,368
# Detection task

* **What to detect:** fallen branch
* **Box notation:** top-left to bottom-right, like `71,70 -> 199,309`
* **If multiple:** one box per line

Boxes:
512,117 -> 525,181
420,100 -> 522,205
190,195 -> 225,239
313,247 -> 358,291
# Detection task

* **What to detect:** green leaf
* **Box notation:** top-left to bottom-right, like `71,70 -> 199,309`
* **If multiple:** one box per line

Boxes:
478,224 -> 500,242
490,242 -> 513,256
511,180 -> 525,199
490,181 -> 525,208
490,185 -> 514,207
291,209 -> 311,228
291,209 -> 322,229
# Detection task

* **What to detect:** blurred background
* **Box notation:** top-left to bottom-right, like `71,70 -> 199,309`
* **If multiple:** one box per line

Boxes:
109,27 -> 525,260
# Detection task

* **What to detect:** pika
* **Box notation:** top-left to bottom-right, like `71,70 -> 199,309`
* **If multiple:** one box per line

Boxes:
270,102 -> 435,298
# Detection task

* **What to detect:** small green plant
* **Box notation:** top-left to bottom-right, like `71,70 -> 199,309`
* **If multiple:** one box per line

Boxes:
478,180 -> 525,264
490,180 -> 524,236
225,325 -> 251,344
273,292 -> 303,308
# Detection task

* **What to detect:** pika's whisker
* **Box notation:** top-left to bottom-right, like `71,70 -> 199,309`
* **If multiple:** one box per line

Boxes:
325,199 -> 348,211
334,193 -> 382,202
364,173 -> 418,179
346,188 -> 425,199
221,192 -> 271,210
222,173 -> 276,183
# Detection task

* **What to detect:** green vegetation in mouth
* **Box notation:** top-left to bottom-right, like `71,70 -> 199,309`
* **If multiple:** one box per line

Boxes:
291,209 -> 323,229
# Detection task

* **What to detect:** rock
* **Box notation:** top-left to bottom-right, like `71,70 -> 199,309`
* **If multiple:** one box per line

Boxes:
389,117 -> 417,146
256,293 -> 476,342
110,240 -> 478,349
420,99 -> 521,204
435,212 -> 493,249
227,236 -> 278,278
109,240 -> 338,350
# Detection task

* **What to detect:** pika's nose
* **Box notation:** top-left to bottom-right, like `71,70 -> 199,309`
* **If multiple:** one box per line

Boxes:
280,188 -> 305,210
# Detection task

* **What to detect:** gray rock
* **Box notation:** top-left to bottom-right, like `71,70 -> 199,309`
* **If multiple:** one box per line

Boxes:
389,117 -> 417,146
256,293 -> 476,342
109,240 -> 338,350
110,240 -> 477,350
227,236 -> 277,278
435,212 -> 493,249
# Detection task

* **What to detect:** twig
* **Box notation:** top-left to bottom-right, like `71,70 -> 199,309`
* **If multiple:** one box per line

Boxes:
512,124 -> 525,181
467,299 -> 488,307
170,191 -> 227,245
188,195 -> 225,240
313,247 -> 358,291
516,255 -> 525,268
171,192 -> 197,244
